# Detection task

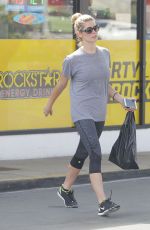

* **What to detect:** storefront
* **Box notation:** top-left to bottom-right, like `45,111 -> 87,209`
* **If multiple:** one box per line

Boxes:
0,0 -> 150,135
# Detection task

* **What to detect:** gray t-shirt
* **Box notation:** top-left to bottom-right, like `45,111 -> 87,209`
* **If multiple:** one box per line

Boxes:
62,46 -> 110,122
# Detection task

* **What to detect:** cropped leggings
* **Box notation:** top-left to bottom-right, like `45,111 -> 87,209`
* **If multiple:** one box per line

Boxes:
70,119 -> 105,174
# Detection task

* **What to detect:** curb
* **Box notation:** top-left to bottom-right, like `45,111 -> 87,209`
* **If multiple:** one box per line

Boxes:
0,169 -> 150,193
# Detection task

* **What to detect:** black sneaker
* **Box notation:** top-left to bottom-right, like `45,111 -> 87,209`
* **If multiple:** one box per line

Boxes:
57,186 -> 78,208
98,199 -> 120,216
98,190 -> 120,216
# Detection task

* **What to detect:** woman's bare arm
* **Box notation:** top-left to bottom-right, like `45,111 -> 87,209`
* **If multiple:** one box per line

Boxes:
108,84 -> 124,104
43,75 -> 68,116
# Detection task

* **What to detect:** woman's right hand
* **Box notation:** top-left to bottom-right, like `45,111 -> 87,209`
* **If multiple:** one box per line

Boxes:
43,103 -> 53,117
43,75 -> 68,117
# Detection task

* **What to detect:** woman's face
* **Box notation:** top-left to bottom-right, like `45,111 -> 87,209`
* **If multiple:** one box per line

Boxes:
78,20 -> 99,44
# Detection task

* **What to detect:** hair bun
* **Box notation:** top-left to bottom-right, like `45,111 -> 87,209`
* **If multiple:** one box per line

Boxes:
71,13 -> 82,24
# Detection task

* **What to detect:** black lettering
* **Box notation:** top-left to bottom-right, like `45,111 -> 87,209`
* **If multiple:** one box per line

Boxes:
110,83 -> 122,94
122,62 -> 131,78
110,81 -> 141,101
132,62 -> 140,78
145,82 -> 150,100
111,62 -> 122,78
132,82 -> 140,98
122,83 -> 131,97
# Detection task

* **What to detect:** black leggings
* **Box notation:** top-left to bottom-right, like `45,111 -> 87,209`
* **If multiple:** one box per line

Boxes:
70,119 -> 105,174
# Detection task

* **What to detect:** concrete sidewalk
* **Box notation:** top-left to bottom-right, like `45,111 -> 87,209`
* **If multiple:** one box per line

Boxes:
0,152 -> 150,192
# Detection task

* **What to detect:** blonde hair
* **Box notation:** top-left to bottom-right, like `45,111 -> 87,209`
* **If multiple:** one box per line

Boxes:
71,13 -> 95,45
71,13 -> 95,33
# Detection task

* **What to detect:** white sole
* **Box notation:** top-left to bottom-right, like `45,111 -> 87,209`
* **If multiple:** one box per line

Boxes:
98,209 -> 110,216
98,207 -> 120,216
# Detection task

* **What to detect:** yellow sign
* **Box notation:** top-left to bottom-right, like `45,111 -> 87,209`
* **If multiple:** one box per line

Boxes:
0,39 -> 75,131
145,40 -> 150,124
97,40 -> 140,125
0,39 -> 149,132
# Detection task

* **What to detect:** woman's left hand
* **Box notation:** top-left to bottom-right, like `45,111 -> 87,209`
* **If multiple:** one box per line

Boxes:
121,98 -> 137,112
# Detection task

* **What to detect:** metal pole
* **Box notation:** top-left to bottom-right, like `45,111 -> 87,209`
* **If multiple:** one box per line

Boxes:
137,0 -> 146,125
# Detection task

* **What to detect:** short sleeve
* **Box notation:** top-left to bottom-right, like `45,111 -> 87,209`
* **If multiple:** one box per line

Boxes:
62,56 -> 72,79
104,48 -> 111,68
108,50 -> 111,68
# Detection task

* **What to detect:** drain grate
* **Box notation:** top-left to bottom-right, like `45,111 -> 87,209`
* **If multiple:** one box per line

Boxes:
0,167 -> 20,171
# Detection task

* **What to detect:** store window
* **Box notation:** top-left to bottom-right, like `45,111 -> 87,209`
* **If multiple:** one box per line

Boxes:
0,0 -> 73,39
80,0 -> 137,40
146,0 -> 150,39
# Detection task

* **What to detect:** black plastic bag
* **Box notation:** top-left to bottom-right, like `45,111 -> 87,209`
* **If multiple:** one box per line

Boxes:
109,111 -> 139,170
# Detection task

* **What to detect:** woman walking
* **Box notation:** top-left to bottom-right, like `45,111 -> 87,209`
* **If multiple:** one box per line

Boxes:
44,13 -> 126,216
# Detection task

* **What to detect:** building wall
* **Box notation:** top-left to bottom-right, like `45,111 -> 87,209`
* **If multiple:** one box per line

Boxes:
0,129 -> 150,160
